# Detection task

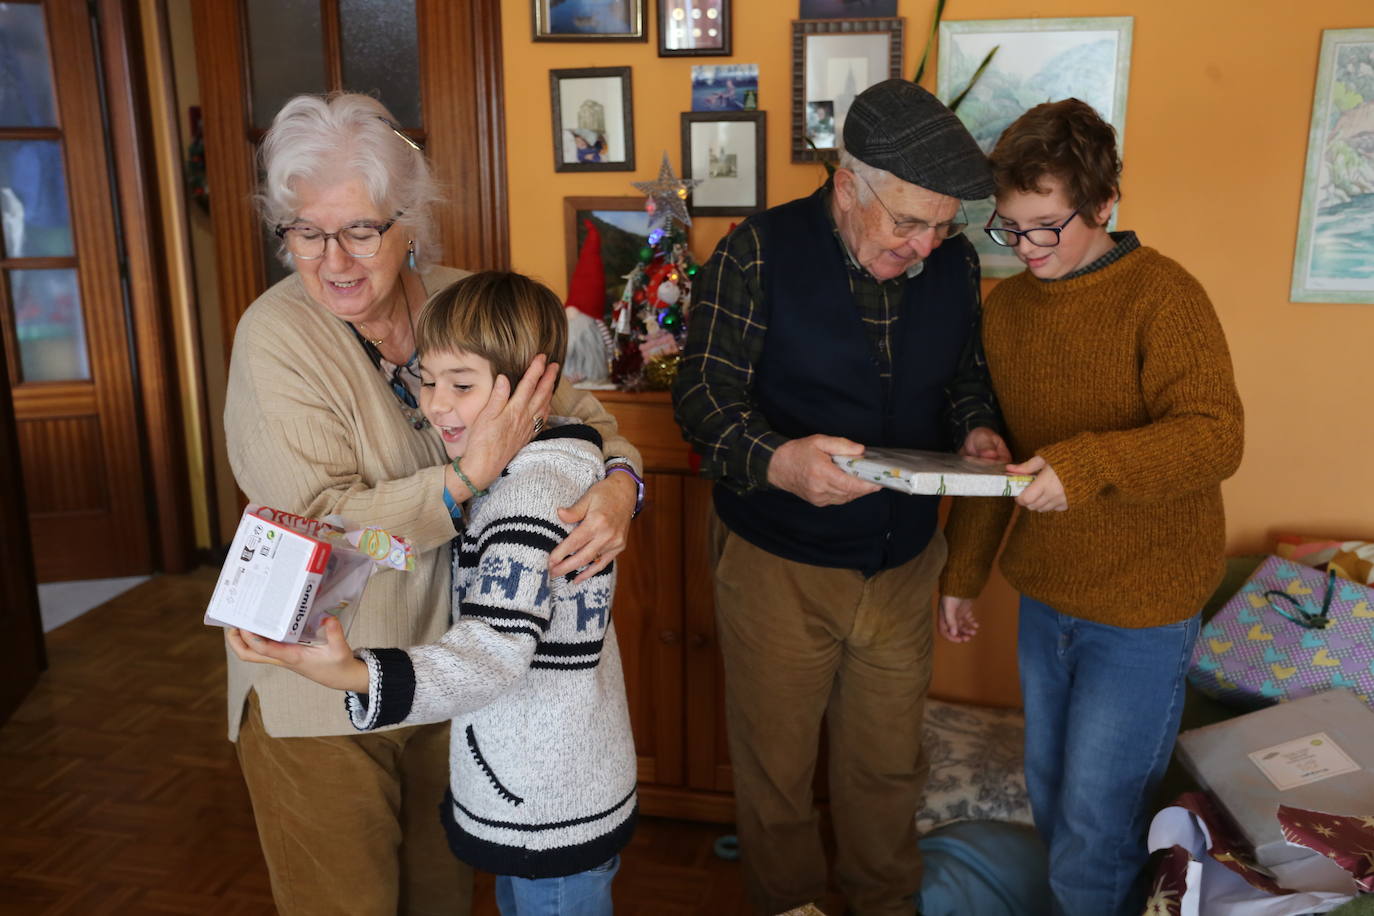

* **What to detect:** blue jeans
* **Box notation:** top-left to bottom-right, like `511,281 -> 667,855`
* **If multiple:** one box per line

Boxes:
493,856 -> 619,916
1018,597 -> 1199,916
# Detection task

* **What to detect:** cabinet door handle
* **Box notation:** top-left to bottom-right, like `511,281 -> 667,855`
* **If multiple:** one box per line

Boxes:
689,632 -> 709,649
659,629 -> 680,644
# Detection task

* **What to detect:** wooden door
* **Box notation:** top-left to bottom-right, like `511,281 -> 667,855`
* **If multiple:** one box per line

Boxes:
613,473 -> 686,787
1,0 -> 155,581
191,0 -> 509,358
683,473 -> 734,793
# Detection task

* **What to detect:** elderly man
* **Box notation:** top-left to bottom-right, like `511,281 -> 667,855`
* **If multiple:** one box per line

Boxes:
673,80 -> 1008,915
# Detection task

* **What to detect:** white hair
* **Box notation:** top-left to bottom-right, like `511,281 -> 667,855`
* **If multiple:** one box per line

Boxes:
837,145 -> 898,205
256,93 -> 442,269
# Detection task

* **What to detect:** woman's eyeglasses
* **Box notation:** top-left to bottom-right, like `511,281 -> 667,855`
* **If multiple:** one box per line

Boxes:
275,219 -> 400,260
984,210 -> 1080,248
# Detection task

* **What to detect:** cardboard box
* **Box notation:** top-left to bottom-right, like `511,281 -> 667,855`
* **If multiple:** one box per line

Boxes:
832,447 -> 1032,497
204,505 -> 410,643
1175,689 -> 1374,867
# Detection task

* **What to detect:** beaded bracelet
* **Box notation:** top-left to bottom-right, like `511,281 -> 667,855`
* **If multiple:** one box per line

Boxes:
451,457 -> 489,499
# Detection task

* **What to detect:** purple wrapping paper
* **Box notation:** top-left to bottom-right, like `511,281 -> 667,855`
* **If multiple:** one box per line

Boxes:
1189,555 -> 1374,709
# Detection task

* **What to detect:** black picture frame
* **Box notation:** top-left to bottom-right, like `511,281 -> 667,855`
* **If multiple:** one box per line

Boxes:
532,0 -> 647,41
550,67 -> 636,173
657,0 -> 731,57
791,17 -> 904,163
680,111 -> 766,217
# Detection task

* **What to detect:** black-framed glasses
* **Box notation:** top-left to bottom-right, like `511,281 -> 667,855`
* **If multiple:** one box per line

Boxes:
984,210 -> 1080,248
275,218 -> 399,260
855,173 -> 967,240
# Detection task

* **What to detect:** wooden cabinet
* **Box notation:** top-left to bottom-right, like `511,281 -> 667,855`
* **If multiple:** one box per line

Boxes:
600,391 -> 736,822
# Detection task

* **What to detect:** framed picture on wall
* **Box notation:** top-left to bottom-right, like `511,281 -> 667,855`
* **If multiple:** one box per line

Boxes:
791,18 -> 904,163
533,0 -> 646,41
550,67 -> 636,172
658,0 -> 730,56
939,17 -> 1133,277
563,196 -> 653,309
1291,28 -> 1374,304
680,111 -> 766,216
799,0 -> 896,18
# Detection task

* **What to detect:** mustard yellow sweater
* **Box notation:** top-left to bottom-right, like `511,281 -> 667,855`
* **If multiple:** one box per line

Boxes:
940,246 -> 1244,627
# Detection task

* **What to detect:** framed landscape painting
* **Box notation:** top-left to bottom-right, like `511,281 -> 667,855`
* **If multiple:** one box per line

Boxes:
938,17 -> 1133,277
563,196 -> 653,310
1291,28 -> 1374,304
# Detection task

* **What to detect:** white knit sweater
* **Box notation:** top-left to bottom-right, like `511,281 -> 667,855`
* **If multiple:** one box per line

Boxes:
346,424 -> 638,878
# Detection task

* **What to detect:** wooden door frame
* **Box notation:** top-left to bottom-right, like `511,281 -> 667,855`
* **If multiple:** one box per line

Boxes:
191,0 -> 511,356
96,0 -> 196,572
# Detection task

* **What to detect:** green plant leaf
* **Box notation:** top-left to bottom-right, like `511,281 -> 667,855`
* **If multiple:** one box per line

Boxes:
914,0 -> 947,86
949,45 -> 998,112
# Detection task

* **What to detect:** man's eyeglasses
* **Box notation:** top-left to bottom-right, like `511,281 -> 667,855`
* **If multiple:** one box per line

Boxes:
855,173 -> 967,241
984,210 -> 1080,248
275,218 -> 400,260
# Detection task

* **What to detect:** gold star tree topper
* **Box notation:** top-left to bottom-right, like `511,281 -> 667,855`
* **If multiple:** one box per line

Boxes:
632,152 -> 703,233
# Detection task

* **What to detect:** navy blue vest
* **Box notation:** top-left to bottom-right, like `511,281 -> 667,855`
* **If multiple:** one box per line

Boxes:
712,187 -> 976,574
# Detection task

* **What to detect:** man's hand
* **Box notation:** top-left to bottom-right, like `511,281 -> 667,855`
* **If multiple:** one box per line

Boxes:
225,616 -> 370,693
960,426 -> 1011,463
937,595 -> 980,643
552,470 -> 636,583
1010,455 -> 1068,513
766,435 -> 881,507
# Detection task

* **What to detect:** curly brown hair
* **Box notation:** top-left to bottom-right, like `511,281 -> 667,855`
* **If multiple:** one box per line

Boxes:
989,98 -> 1121,227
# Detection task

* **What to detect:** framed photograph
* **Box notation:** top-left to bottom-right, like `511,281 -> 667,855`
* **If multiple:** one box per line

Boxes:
533,0 -> 646,41
563,197 -> 653,309
550,67 -> 636,173
791,18 -> 904,163
1291,28 -> 1374,304
799,0 -> 896,19
691,63 -> 758,111
658,0 -> 730,56
939,17 -> 1133,277
681,111 -> 766,216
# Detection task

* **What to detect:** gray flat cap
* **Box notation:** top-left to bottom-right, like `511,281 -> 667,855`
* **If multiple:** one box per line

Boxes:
842,79 -> 994,200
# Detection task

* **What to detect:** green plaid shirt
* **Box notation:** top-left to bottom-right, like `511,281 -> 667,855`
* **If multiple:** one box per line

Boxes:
673,192 -> 1003,494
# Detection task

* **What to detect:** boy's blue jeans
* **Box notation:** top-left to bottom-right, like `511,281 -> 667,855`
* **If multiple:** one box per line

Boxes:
493,855 -> 619,916
1017,596 -> 1199,916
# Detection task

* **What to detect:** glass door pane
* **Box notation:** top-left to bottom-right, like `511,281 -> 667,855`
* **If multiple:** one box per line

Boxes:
246,0 -> 326,129
0,140 -> 74,257
9,268 -> 89,382
340,0 -> 422,128
0,4 -> 58,127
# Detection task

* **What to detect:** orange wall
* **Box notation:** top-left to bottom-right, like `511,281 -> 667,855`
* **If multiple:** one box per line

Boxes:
501,1 -> 1374,708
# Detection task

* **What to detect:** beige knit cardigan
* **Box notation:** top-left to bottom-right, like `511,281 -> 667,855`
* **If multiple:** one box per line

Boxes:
222,265 -> 641,739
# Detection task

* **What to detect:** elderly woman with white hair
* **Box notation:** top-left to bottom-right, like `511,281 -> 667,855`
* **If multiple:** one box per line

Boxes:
223,93 -> 643,916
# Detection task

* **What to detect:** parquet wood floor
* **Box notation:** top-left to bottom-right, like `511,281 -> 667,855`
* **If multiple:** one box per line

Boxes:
0,570 -> 778,915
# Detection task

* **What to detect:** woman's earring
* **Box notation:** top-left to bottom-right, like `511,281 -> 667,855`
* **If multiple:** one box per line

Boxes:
407,241 -> 417,272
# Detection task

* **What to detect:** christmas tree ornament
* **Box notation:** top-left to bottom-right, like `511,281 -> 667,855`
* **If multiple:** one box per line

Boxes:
643,353 -> 682,390
632,152 -> 702,233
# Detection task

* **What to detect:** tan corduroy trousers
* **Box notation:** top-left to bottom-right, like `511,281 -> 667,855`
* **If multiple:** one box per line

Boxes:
235,692 -> 472,916
713,519 -> 944,916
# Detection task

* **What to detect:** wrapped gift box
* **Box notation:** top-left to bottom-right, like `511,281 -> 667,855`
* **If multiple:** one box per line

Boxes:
832,447 -> 1031,497
1175,689 -> 1374,867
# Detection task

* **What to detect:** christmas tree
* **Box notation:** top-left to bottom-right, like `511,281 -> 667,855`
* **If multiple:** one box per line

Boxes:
609,153 -> 703,390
